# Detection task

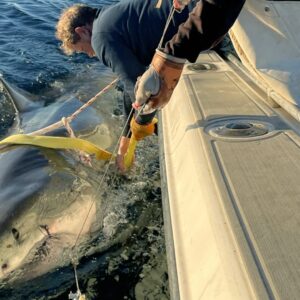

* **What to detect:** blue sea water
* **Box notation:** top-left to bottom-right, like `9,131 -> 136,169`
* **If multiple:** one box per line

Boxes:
0,0 -> 116,92
0,1 -> 168,299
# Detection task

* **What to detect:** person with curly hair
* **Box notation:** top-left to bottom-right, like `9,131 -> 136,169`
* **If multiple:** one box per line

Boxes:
56,0 -> 193,171
56,0 -> 245,171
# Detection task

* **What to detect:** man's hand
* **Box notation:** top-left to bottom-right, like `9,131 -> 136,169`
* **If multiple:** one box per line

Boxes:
134,67 -> 160,111
116,136 -> 131,173
134,49 -> 185,110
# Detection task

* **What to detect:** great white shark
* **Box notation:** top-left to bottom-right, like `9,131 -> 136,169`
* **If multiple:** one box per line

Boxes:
0,78 -> 113,284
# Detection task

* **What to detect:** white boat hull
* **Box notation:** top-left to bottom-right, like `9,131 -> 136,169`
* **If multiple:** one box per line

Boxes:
230,0 -> 300,107
160,51 -> 300,299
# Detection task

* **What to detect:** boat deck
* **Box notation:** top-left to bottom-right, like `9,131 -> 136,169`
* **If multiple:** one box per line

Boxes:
160,51 -> 300,300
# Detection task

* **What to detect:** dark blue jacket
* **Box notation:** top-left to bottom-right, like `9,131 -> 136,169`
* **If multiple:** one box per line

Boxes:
91,0 -> 193,100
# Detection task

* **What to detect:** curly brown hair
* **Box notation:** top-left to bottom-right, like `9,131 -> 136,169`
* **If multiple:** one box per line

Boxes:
56,4 -> 97,55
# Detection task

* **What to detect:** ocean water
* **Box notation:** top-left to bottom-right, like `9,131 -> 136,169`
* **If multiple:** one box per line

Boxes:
0,0 -> 113,90
0,1 -> 168,299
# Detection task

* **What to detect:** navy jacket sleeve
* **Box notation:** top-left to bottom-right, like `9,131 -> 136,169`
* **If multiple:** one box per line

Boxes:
163,0 -> 245,62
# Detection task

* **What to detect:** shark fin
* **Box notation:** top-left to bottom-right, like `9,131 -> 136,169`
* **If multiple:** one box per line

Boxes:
0,78 -> 41,113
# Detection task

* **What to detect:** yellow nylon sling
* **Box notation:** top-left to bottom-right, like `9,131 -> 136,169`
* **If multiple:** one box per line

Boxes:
0,134 -> 112,160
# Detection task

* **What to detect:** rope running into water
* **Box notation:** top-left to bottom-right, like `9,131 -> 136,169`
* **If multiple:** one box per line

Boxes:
69,107 -> 138,298
157,6 -> 176,49
69,3 -> 177,293
71,102 -> 147,250
69,103 -> 150,296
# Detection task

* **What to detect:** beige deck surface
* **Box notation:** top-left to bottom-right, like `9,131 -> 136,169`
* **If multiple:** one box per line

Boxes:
160,51 -> 300,300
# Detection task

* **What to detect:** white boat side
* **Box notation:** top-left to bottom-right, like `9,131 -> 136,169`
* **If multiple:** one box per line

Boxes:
230,0 -> 300,107
160,51 -> 300,300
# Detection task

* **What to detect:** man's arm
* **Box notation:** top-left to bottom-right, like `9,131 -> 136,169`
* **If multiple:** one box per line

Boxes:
93,33 -> 153,171
164,0 -> 246,62
134,0 -> 246,109
93,32 -> 147,120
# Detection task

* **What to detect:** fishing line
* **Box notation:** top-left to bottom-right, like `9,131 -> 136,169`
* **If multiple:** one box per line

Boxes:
69,103 -> 150,298
71,103 -> 147,250
157,6 -> 176,49
69,0 -> 178,293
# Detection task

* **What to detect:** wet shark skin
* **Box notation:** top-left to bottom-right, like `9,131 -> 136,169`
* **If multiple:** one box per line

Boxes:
0,79 -> 104,282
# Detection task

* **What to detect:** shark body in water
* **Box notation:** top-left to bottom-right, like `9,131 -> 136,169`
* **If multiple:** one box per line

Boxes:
0,79 -> 166,300
0,78 -> 113,285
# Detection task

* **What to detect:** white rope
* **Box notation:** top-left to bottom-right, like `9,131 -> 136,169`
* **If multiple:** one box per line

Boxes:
51,5 -> 177,294
158,6 -> 176,49
71,100 -> 148,255
29,78 -> 118,136
68,103 -> 147,298
67,5 -> 177,292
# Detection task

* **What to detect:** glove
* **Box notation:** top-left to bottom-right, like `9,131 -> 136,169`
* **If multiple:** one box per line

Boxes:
133,68 -> 160,111
173,0 -> 191,11
134,49 -> 185,110
130,117 -> 158,141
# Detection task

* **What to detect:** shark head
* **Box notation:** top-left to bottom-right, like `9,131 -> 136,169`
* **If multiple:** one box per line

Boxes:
0,171 -> 99,283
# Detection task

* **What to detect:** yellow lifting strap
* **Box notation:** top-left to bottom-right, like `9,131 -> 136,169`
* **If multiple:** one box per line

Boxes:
0,134 -> 112,160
